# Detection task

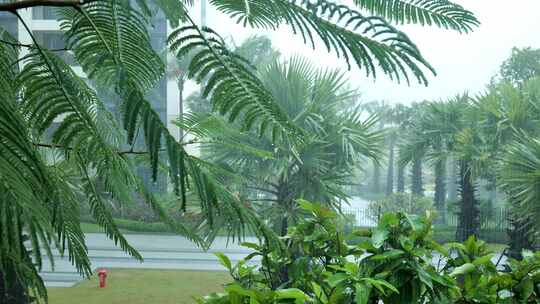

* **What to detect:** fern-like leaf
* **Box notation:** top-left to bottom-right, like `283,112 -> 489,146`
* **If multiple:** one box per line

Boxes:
59,1 -> 164,92
353,0 -> 480,33
169,25 -> 300,141
211,0 -> 439,85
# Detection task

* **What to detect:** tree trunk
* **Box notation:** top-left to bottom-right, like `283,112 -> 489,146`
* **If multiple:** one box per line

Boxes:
411,157 -> 423,197
177,79 -> 185,141
397,164 -> 405,193
456,160 -> 480,242
507,211 -> 534,260
0,228 -> 32,304
372,160 -> 381,193
385,139 -> 395,196
434,158 -> 447,224
0,266 -> 30,304
447,157 -> 458,202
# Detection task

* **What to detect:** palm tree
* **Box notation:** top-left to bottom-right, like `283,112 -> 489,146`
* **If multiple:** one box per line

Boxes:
181,57 -> 383,235
499,137 -> 540,258
477,78 -> 540,257
400,97 -> 481,231
419,100 -> 465,223
399,102 -> 428,197
0,0 -> 478,301
392,104 -> 413,193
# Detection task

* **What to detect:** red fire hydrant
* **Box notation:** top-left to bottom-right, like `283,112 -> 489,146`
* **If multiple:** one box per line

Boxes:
98,269 -> 108,288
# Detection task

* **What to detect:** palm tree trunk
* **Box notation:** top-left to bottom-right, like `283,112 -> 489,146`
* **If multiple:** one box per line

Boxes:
177,79 -> 185,141
397,164 -> 405,193
447,157 -> 458,202
411,157 -> 423,196
456,160 -> 480,242
507,211 -> 534,260
434,158 -> 447,224
0,265 -> 29,304
372,160 -> 381,193
385,139 -> 395,196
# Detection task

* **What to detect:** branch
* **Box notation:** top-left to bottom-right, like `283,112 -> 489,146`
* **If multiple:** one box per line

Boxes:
0,39 -> 69,51
33,142 -> 152,155
0,0 -> 103,11
0,0 -> 74,11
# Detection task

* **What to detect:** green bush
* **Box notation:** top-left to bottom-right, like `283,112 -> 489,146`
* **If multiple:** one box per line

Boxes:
114,219 -> 172,233
199,201 -> 540,304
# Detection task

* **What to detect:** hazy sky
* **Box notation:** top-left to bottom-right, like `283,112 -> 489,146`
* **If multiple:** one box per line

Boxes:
188,1 -> 540,105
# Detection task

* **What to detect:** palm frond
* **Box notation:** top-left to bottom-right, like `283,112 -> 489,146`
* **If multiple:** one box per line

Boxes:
169,25 -> 300,140
499,136 -> 540,231
59,1 -> 164,92
18,46 -> 144,260
354,0 -> 479,33
0,32 -> 89,301
212,0 -> 438,85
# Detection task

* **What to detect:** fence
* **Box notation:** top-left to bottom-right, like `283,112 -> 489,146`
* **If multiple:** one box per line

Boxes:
342,207 -> 511,244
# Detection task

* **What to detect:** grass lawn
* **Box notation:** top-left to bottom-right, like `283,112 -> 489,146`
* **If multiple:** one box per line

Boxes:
47,269 -> 230,304
80,223 -> 105,233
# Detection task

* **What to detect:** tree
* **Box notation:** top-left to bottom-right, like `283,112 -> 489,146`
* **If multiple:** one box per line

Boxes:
185,35 -> 280,115
361,101 -> 385,194
449,96 -> 490,241
478,78 -> 540,258
499,47 -> 540,87
0,0 -> 478,301
181,57 -> 383,235
400,96 -> 485,233
398,102 -> 428,198
499,137 -> 540,258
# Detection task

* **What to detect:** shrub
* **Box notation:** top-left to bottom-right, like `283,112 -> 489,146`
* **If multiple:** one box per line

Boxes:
199,201 -> 540,303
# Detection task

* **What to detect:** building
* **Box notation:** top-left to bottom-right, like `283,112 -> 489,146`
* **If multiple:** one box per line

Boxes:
0,4 -> 177,193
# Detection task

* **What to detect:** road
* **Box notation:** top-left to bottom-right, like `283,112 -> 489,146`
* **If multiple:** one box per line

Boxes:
41,233 -> 259,287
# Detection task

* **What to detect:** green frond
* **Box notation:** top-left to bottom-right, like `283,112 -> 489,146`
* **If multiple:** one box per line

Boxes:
153,0 -> 191,27
212,0 -> 438,85
499,136 -> 540,231
168,26 -> 300,141
17,47 -> 146,262
58,1 -> 164,92
175,112 -> 274,159
0,34 -> 92,301
353,0 -> 480,33
78,161 -> 142,260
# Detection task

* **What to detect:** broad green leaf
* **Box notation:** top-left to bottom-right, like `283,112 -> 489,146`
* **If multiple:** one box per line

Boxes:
362,278 -> 399,295
354,283 -> 370,304
370,249 -> 405,261
274,288 -> 310,303
450,263 -> 476,277
215,252 -> 233,272
241,242 -> 261,251
371,228 -> 389,249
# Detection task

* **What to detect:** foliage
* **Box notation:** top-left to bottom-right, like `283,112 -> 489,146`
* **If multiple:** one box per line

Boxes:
181,57 -> 384,235
0,0 -> 478,301
499,47 -> 540,87
368,192 -> 434,220
498,136 -> 540,232
202,203 -> 540,303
